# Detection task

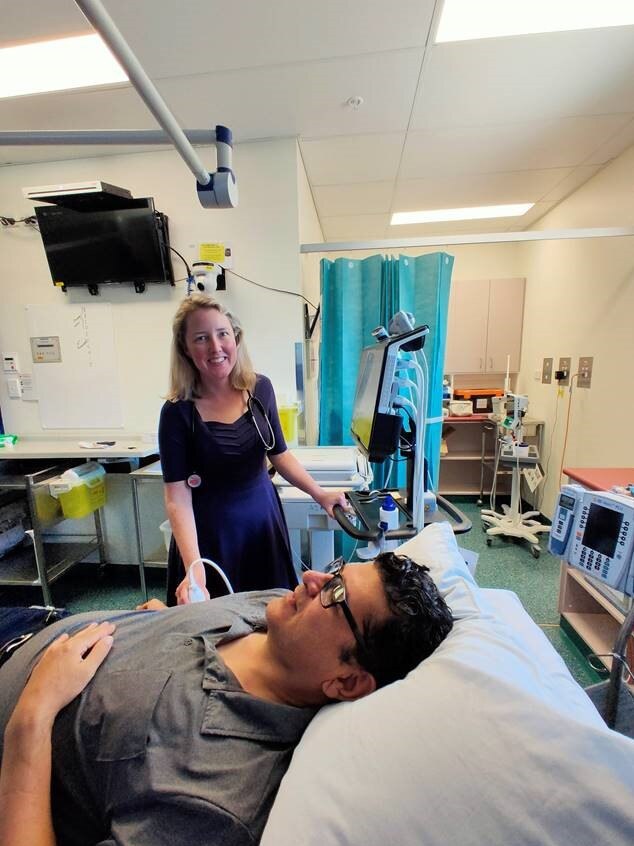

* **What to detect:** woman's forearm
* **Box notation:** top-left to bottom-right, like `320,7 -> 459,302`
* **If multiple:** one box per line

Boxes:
164,484 -> 201,568
269,451 -> 325,501
269,451 -> 348,518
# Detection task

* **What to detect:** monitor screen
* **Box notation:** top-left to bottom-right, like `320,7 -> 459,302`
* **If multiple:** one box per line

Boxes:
35,198 -> 173,288
582,503 -> 623,558
350,343 -> 402,462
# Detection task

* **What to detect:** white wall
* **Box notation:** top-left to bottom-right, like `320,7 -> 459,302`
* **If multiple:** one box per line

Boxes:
296,142 -> 324,444
519,144 -> 634,517
0,137 -> 304,436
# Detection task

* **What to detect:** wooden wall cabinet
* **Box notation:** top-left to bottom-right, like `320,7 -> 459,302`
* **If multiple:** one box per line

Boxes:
445,278 -> 525,374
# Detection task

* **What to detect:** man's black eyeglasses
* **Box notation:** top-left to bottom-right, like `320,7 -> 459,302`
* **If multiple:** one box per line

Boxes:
321,557 -> 368,657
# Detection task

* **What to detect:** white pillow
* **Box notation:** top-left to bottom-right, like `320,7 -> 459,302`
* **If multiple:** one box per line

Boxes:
261,523 -> 634,846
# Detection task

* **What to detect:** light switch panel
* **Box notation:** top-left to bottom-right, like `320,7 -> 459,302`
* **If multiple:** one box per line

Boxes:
7,375 -> 22,398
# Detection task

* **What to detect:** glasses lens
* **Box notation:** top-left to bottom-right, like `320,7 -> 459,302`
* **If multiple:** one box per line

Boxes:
321,575 -> 345,608
325,556 -> 344,576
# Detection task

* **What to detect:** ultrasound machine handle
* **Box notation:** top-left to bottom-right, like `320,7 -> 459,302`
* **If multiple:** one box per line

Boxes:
333,494 -> 418,542
332,503 -> 380,541
548,483 -> 585,558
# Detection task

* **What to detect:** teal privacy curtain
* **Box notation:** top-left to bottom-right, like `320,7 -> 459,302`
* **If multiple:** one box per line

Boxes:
393,253 -> 454,490
318,252 -> 453,491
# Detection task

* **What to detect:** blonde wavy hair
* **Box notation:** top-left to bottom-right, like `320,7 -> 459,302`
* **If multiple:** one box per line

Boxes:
167,294 -> 256,400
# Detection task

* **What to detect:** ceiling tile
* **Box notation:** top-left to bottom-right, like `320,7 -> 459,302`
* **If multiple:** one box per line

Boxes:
400,116 -> 633,179
1,3 -> 633,239
313,181 -> 394,216
102,0 -> 436,76
0,49 -> 419,145
412,27 -> 634,130
392,169 -> 575,211
301,134 -> 404,185
0,1 -> 90,45
584,116 -> 634,164
0,84 -> 155,131
537,166 -> 603,206
0,144 -> 166,168
507,203 -> 552,231
321,213 -> 391,240
154,51 -> 422,141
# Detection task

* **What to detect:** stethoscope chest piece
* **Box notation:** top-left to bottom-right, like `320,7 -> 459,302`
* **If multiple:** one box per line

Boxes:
187,473 -> 202,489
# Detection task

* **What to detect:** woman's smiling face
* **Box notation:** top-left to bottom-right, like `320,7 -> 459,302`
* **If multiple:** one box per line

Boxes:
183,308 -> 238,382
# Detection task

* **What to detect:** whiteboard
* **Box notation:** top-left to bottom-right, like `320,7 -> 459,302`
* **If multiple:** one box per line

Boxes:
26,304 -> 123,429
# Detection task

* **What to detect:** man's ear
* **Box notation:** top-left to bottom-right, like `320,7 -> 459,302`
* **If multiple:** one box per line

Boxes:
322,668 -> 377,702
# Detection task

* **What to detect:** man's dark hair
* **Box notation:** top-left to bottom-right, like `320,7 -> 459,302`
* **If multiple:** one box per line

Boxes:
342,552 -> 453,689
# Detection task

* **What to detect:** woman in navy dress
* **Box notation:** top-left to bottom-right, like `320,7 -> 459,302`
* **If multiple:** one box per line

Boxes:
159,294 -> 346,605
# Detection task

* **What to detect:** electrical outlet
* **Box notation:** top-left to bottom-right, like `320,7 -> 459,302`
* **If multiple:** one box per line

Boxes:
558,357 -> 571,386
541,357 -> 553,384
577,356 -> 593,389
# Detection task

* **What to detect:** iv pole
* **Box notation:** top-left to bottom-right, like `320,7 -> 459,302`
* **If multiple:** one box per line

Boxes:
0,0 -> 237,209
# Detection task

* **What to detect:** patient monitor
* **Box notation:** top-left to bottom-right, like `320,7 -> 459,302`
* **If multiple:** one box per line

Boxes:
549,484 -> 634,596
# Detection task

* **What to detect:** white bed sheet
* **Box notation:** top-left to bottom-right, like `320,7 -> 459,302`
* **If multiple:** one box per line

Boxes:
262,523 -> 634,846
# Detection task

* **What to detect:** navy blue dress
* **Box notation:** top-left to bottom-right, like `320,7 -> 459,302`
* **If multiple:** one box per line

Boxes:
158,375 -> 297,604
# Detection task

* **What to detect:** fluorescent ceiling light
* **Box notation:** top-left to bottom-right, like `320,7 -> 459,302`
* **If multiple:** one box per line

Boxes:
436,0 -> 634,43
0,34 -> 127,99
391,204 -> 534,225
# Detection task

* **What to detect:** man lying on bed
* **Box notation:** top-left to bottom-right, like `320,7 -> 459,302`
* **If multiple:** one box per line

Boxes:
0,552 -> 453,846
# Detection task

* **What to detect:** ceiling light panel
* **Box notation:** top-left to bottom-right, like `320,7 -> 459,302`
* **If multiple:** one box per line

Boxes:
391,204 -> 534,225
435,0 -> 634,43
0,34 -> 127,99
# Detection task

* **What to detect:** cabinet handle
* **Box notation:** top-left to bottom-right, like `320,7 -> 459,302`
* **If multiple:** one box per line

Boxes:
479,357 -> 483,371
489,357 -> 493,370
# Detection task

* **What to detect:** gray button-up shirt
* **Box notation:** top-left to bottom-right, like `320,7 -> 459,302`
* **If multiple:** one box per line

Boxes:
0,591 -> 317,846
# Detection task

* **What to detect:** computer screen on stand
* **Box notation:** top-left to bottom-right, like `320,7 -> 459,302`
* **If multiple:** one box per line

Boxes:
350,325 -> 428,512
350,342 -> 403,464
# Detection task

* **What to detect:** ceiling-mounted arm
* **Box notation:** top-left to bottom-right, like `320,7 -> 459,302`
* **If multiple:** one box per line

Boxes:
0,128 -> 237,209
19,0 -> 237,209
0,1 -> 238,208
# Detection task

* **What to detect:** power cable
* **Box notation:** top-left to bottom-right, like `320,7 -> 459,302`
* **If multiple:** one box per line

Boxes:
222,267 -> 318,310
169,246 -> 192,277
1,214 -> 38,228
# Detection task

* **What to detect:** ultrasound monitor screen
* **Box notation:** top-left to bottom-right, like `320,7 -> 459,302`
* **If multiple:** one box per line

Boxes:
582,503 -> 623,558
350,346 -> 385,452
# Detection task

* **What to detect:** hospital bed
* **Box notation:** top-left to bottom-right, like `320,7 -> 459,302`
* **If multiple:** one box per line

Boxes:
261,522 -> 634,845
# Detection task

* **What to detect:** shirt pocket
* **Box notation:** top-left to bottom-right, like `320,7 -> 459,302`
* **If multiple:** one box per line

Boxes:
85,669 -> 172,762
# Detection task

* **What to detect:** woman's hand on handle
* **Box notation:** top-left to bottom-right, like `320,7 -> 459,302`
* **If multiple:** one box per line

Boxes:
316,489 -> 350,519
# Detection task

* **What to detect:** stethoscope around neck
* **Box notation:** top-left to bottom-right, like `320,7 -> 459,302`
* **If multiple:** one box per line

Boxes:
186,390 -> 276,489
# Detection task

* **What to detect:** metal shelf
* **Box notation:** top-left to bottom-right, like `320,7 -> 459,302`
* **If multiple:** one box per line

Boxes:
0,539 -> 99,587
0,460 -> 106,604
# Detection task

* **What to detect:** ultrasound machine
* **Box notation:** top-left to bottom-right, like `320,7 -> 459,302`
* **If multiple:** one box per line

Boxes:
332,314 -> 470,549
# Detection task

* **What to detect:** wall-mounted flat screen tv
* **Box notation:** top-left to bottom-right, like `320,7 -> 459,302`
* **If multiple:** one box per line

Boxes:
35,197 -> 175,294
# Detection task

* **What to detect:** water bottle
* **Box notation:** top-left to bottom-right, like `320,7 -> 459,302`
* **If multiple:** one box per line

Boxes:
379,494 -> 399,552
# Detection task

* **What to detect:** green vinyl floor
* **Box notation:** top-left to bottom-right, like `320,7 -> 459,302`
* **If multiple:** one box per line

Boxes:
0,497 -> 605,689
